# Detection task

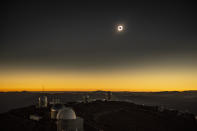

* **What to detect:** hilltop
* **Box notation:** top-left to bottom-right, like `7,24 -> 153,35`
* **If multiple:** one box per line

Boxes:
0,100 -> 197,131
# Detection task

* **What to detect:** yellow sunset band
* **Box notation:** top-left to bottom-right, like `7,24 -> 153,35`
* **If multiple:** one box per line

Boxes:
0,67 -> 197,92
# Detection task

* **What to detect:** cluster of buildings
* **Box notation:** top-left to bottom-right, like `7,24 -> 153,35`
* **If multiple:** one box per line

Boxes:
83,91 -> 113,103
30,95 -> 84,131
30,92 -> 113,131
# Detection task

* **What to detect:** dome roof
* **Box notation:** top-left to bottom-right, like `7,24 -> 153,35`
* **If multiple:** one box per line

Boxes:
56,107 -> 77,120
51,104 -> 65,111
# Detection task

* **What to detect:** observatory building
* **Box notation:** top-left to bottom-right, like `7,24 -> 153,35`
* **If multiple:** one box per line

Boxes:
83,95 -> 90,103
56,107 -> 84,131
50,97 -> 61,105
50,104 -> 84,131
51,104 -> 65,119
37,96 -> 48,108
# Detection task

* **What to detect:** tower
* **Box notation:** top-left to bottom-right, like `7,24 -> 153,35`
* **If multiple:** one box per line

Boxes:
106,91 -> 112,101
83,95 -> 90,103
38,96 -> 48,108
37,85 -> 48,108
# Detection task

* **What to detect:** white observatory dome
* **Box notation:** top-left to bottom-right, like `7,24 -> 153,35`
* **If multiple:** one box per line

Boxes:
56,107 -> 77,120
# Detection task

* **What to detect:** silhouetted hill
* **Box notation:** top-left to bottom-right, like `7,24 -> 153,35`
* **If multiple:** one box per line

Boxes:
0,101 -> 197,131
72,101 -> 197,131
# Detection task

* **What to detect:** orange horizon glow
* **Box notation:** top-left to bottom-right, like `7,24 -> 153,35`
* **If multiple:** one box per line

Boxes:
0,67 -> 197,92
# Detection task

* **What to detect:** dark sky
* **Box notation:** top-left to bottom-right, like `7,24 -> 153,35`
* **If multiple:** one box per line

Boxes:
1,1 -> 197,69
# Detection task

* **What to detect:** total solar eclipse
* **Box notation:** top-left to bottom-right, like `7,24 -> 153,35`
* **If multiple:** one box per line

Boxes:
117,25 -> 124,32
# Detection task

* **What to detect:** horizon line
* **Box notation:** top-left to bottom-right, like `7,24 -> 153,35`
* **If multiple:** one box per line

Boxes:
1,90 -> 197,93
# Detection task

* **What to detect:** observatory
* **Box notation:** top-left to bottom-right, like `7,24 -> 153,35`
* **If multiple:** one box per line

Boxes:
50,104 -> 84,131
56,108 -> 77,120
56,107 -> 84,131
51,104 -> 65,119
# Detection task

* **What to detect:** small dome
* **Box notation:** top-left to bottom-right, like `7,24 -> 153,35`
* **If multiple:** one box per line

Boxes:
56,107 -> 77,120
51,104 -> 65,111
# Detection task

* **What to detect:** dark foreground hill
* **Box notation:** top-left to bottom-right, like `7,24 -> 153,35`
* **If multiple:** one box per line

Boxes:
0,101 -> 197,131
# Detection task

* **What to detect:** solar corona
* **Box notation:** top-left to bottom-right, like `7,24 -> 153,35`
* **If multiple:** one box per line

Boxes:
117,25 -> 123,32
